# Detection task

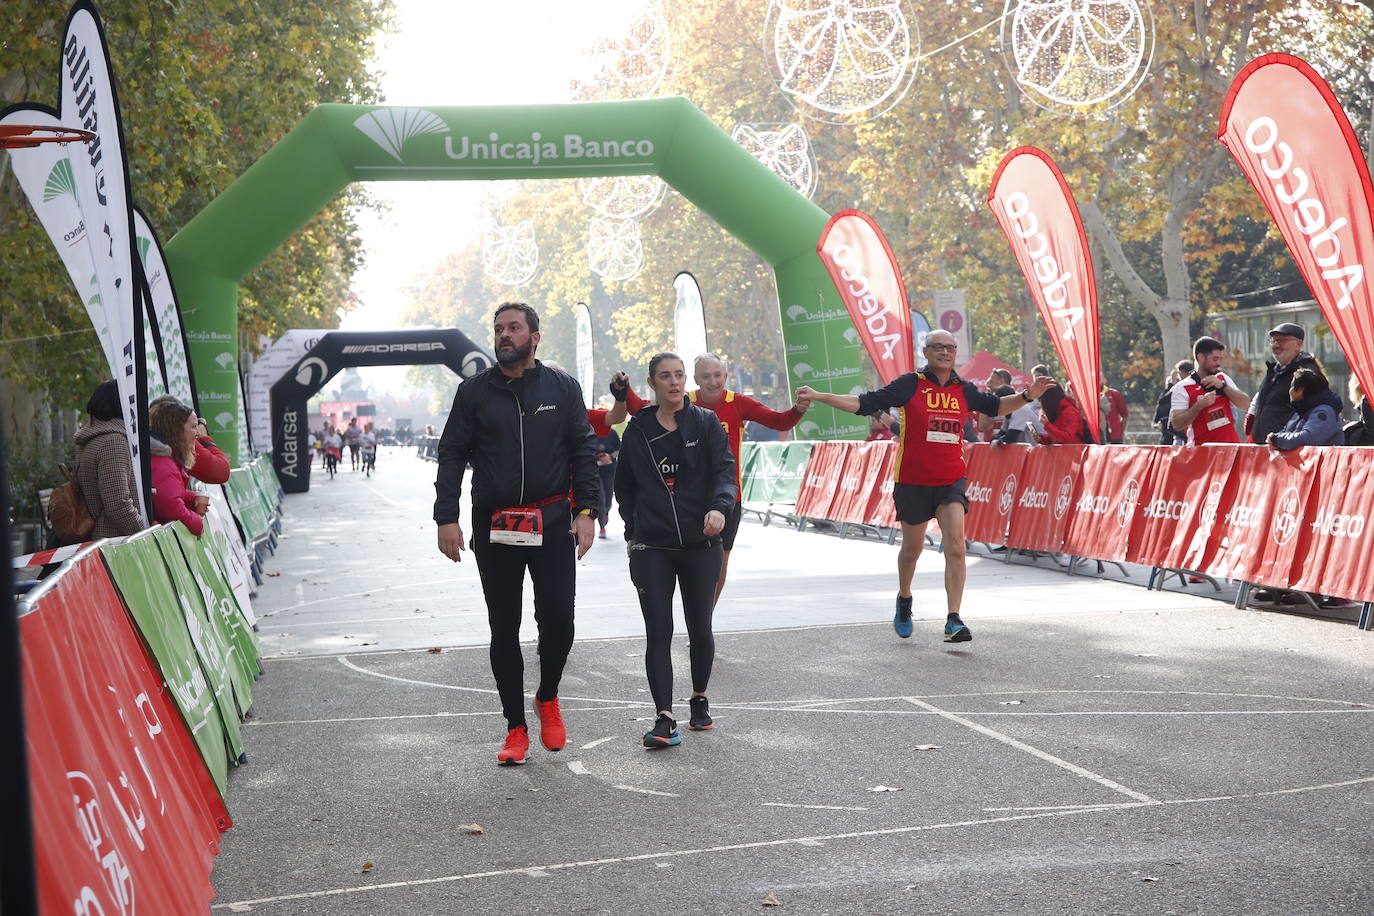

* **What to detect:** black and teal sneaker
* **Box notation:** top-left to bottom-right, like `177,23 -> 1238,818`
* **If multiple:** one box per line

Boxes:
943,615 -> 972,643
688,696 -> 714,731
894,595 -> 914,639
643,713 -> 681,748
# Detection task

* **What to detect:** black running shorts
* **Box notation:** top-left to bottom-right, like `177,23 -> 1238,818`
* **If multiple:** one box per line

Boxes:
721,500 -> 744,551
892,478 -> 969,526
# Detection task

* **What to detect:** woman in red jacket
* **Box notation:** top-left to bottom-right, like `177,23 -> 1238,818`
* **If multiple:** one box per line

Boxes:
148,398 -> 210,536
150,394 -> 230,484
1034,386 -> 1085,444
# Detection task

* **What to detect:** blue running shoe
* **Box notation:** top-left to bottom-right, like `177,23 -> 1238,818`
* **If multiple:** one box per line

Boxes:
943,616 -> 972,643
894,595 -> 914,639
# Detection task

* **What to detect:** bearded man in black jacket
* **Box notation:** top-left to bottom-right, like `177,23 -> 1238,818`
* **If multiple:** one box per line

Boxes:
434,302 -> 599,767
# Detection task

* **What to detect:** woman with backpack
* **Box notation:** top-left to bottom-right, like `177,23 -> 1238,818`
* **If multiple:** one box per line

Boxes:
148,398 -> 210,536
69,379 -> 146,540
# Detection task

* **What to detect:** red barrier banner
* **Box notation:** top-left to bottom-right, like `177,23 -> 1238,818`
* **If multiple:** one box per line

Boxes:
21,552 -> 228,915
1005,445 -> 1086,553
864,443 -> 898,528
830,441 -> 870,524
1063,446 -> 1159,561
988,147 -> 1102,437
1204,446 -> 1277,581
795,441 -> 850,519
817,210 -> 913,385
1220,55 -> 1374,399
1131,445 -> 1238,570
964,444 -> 1030,545
1288,448 -> 1374,601
833,441 -> 890,525
1251,447 -> 1326,588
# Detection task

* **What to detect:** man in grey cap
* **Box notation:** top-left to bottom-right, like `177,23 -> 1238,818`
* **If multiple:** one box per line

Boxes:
1247,322 -> 1321,444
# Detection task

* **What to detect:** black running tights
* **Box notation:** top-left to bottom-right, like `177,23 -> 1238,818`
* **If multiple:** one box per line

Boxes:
629,544 -> 723,714
472,514 -> 576,730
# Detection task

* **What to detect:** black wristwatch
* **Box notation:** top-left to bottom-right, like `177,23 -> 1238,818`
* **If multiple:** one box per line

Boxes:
1020,389 -> 1033,403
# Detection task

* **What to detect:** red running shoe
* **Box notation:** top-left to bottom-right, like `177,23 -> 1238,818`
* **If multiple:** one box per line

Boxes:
534,697 -> 566,751
497,726 -> 529,766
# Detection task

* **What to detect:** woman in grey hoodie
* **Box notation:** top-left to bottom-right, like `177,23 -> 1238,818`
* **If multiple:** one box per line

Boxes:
73,379 -> 146,538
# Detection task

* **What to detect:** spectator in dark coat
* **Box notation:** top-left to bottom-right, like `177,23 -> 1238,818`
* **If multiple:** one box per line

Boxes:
1268,368 -> 1344,450
1344,377 -> 1374,446
73,379 -> 146,538
1248,322 -> 1321,443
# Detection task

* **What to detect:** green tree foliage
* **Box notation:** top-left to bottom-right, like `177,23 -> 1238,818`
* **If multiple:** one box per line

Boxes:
0,0 -> 390,411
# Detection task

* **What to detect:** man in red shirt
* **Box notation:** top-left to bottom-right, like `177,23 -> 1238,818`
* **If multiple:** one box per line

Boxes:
690,353 -> 810,605
1102,380 -> 1129,444
1169,336 -> 1250,446
797,330 -> 1054,643
587,372 -> 645,436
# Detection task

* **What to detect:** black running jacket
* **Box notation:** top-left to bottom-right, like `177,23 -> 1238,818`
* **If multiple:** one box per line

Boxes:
433,362 -> 599,521
614,402 -> 737,549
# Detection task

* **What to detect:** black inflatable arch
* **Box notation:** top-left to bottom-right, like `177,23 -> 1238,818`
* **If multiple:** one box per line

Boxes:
271,328 -> 492,492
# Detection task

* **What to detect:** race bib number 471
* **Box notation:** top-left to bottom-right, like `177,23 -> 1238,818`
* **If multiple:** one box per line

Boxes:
490,507 -> 544,546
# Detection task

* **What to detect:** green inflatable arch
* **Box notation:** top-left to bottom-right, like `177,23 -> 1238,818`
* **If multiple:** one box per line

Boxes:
165,98 -> 866,459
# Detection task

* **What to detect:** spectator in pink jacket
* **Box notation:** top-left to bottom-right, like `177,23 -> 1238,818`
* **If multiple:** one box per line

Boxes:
148,398 -> 209,536
150,394 -> 230,484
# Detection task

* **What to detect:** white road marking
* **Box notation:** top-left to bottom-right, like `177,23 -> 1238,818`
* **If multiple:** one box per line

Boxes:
581,736 -> 616,750
901,696 -> 1158,804
257,610 -> 485,631
611,785 -> 679,797
567,761 -> 590,776
763,802 -> 869,812
211,775 -> 1374,911
337,657 -> 646,705
983,803 -> 1143,812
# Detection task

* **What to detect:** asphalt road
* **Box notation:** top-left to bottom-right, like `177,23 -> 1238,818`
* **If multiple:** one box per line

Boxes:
210,448 -> 1374,914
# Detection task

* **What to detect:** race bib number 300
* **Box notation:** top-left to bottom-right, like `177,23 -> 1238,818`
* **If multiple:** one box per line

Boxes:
926,416 -> 963,445
490,507 -> 544,546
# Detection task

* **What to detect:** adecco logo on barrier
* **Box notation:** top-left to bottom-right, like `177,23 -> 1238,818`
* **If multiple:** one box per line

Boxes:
1019,485 -> 1049,509
998,474 -> 1018,516
1311,506 -> 1366,538
968,481 -> 993,505
1271,485 -> 1301,545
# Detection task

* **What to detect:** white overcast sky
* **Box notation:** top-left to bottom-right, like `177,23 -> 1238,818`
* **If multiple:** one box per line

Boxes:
343,0 -> 645,342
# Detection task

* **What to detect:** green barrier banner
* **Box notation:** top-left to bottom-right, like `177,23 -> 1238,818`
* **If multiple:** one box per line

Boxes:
170,523 -> 260,706
741,441 -> 815,503
166,100 -> 866,457
226,469 -> 270,541
101,537 -> 231,794
149,526 -> 247,760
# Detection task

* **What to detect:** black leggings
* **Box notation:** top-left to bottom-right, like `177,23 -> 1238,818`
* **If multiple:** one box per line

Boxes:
629,544 -> 723,714
472,507 -> 576,730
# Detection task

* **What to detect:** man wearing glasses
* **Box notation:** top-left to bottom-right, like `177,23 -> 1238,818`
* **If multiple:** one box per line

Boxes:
796,330 -> 1054,643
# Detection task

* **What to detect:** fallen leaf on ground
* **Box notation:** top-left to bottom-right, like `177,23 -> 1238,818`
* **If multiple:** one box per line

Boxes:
869,785 -> 903,792
1140,877 -> 1157,883
356,862 -> 374,874
459,824 -> 484,835
761,893 -> 782,907
266,572 -> 281,577
913,745 -> 941,751
428,648 -> 443,654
